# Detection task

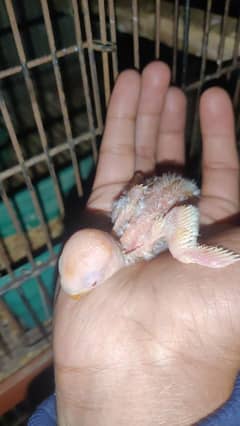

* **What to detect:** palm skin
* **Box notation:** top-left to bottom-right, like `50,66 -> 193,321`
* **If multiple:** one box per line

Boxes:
54,62 -> 240,426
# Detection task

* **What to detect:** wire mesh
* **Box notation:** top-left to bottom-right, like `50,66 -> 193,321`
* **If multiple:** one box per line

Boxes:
0,0 -> 239,418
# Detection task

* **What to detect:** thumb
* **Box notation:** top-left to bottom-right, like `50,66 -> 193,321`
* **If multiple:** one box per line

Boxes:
58,229 -> 124,297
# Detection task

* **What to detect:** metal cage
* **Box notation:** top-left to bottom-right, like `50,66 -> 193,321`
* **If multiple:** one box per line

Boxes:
0,0 -> 239,419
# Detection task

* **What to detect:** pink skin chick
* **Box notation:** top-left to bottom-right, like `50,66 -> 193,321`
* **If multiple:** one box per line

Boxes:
112,173 -> 240,267
59,173 -> 240,297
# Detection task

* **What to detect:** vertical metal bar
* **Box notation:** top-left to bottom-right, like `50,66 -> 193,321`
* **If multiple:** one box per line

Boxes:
108,0 -> 118,80
181,0 -> 191,88
172,0 -> 179,83
0,332 -> 11,357
232,15 -> 240,69
0,237 -> 14,276
0,94 -> 54,255
190,0 -> 213,157
216,0 -> 231,75
155,0 -> 161,59
40,0 -> 83,196
132,0 -> 140,69
233,75 -> 240,111
0,177 -> 52,318
0,180 -> 35,265
35,274 -> 52,318
71,0 -> 98,162
98,0 -> 111,106
234,75 -> 240,135
0,298 -> 24,341
98,0 -> 110,105
81,0 -> 103,131
227,14 -> 240,81
4,0 -> 65,216
17,287 -> 50,341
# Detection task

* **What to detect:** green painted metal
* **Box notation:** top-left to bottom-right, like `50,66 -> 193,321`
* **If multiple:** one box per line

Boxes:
0,155 -> 94,328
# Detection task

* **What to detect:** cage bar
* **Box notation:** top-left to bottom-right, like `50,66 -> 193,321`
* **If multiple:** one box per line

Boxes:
0,237 -> 14,277
81,0 -> 103,131
181,0 -> 191,88
232,15 -> 240,68
0,181 -> 52,314
155,0 -> 161,59
98,0 -> 111,105
0,129 -> 101,182
216,0 -> 231,75
132,0 -> 140,69
0,1 -> 239,419
108,0 -> 118,80
0,255 -> 58,297
0,42 -> 114,81
4,0 -> 65,215
172,0 -> 179,83
190,0 -> 213,156
40,0 -> 83,196
71,0 -> 98,161
0,93 -> 54,255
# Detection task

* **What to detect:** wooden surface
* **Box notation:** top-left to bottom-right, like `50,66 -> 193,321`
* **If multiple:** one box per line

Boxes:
0,347 -> 52,416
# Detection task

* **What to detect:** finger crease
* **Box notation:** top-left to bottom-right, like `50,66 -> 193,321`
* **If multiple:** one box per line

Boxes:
203,163 -> 239,174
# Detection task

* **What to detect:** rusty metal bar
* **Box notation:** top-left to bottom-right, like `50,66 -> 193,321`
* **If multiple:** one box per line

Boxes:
190,0 -> 213,156
0,94 -> 54,255
0,182 -> 51,314
155,0 -> 161,59
233,15 -> 240,69
132,0 -> 140,69
108,0 -> 118,80
0,298 -> 24,342
98,0 -> 111,105
234,75 -> 240,111
181,0 -> 191,88
0,332 -> 11,357
0,128 -> 101,182
0,42 -> 115,81
81,0 -> 103,131
4,0 -> 65,217
0,181 -> 35,265
0,237 -> 14,277
17,287 -> 50,340
0,181 -> 49,308
0,254 -> 58,296
216,0 -> 231,75
40,0 -> 83,196
186,62 -> 240,92
71,0 -> 98,162
172,0 -> 179,83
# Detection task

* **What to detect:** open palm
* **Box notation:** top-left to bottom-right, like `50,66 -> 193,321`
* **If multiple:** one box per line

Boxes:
54,62 -> 240,426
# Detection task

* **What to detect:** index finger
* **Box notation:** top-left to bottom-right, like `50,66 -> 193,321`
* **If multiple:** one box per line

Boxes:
93,70 -> 141,190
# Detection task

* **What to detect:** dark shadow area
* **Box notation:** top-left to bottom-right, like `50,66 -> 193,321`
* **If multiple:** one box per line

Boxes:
27,364 -> 55,410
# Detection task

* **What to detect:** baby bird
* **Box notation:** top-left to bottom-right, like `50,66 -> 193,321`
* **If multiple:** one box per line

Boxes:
112,172 -> 240,267
59,173 -> 240,297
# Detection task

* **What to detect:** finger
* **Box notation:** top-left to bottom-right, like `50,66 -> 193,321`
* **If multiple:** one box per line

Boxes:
200,88 -> 239,211
59,229 -> 124,296
93,70 -> 141,190
157,87 -> 186,166
135,61 -> 170,172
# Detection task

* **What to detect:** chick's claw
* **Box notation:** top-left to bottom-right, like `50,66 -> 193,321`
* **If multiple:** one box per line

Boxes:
164,205 -> 240,267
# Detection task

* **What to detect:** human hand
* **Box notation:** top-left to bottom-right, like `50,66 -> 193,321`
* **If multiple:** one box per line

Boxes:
54,62 -> 240,426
